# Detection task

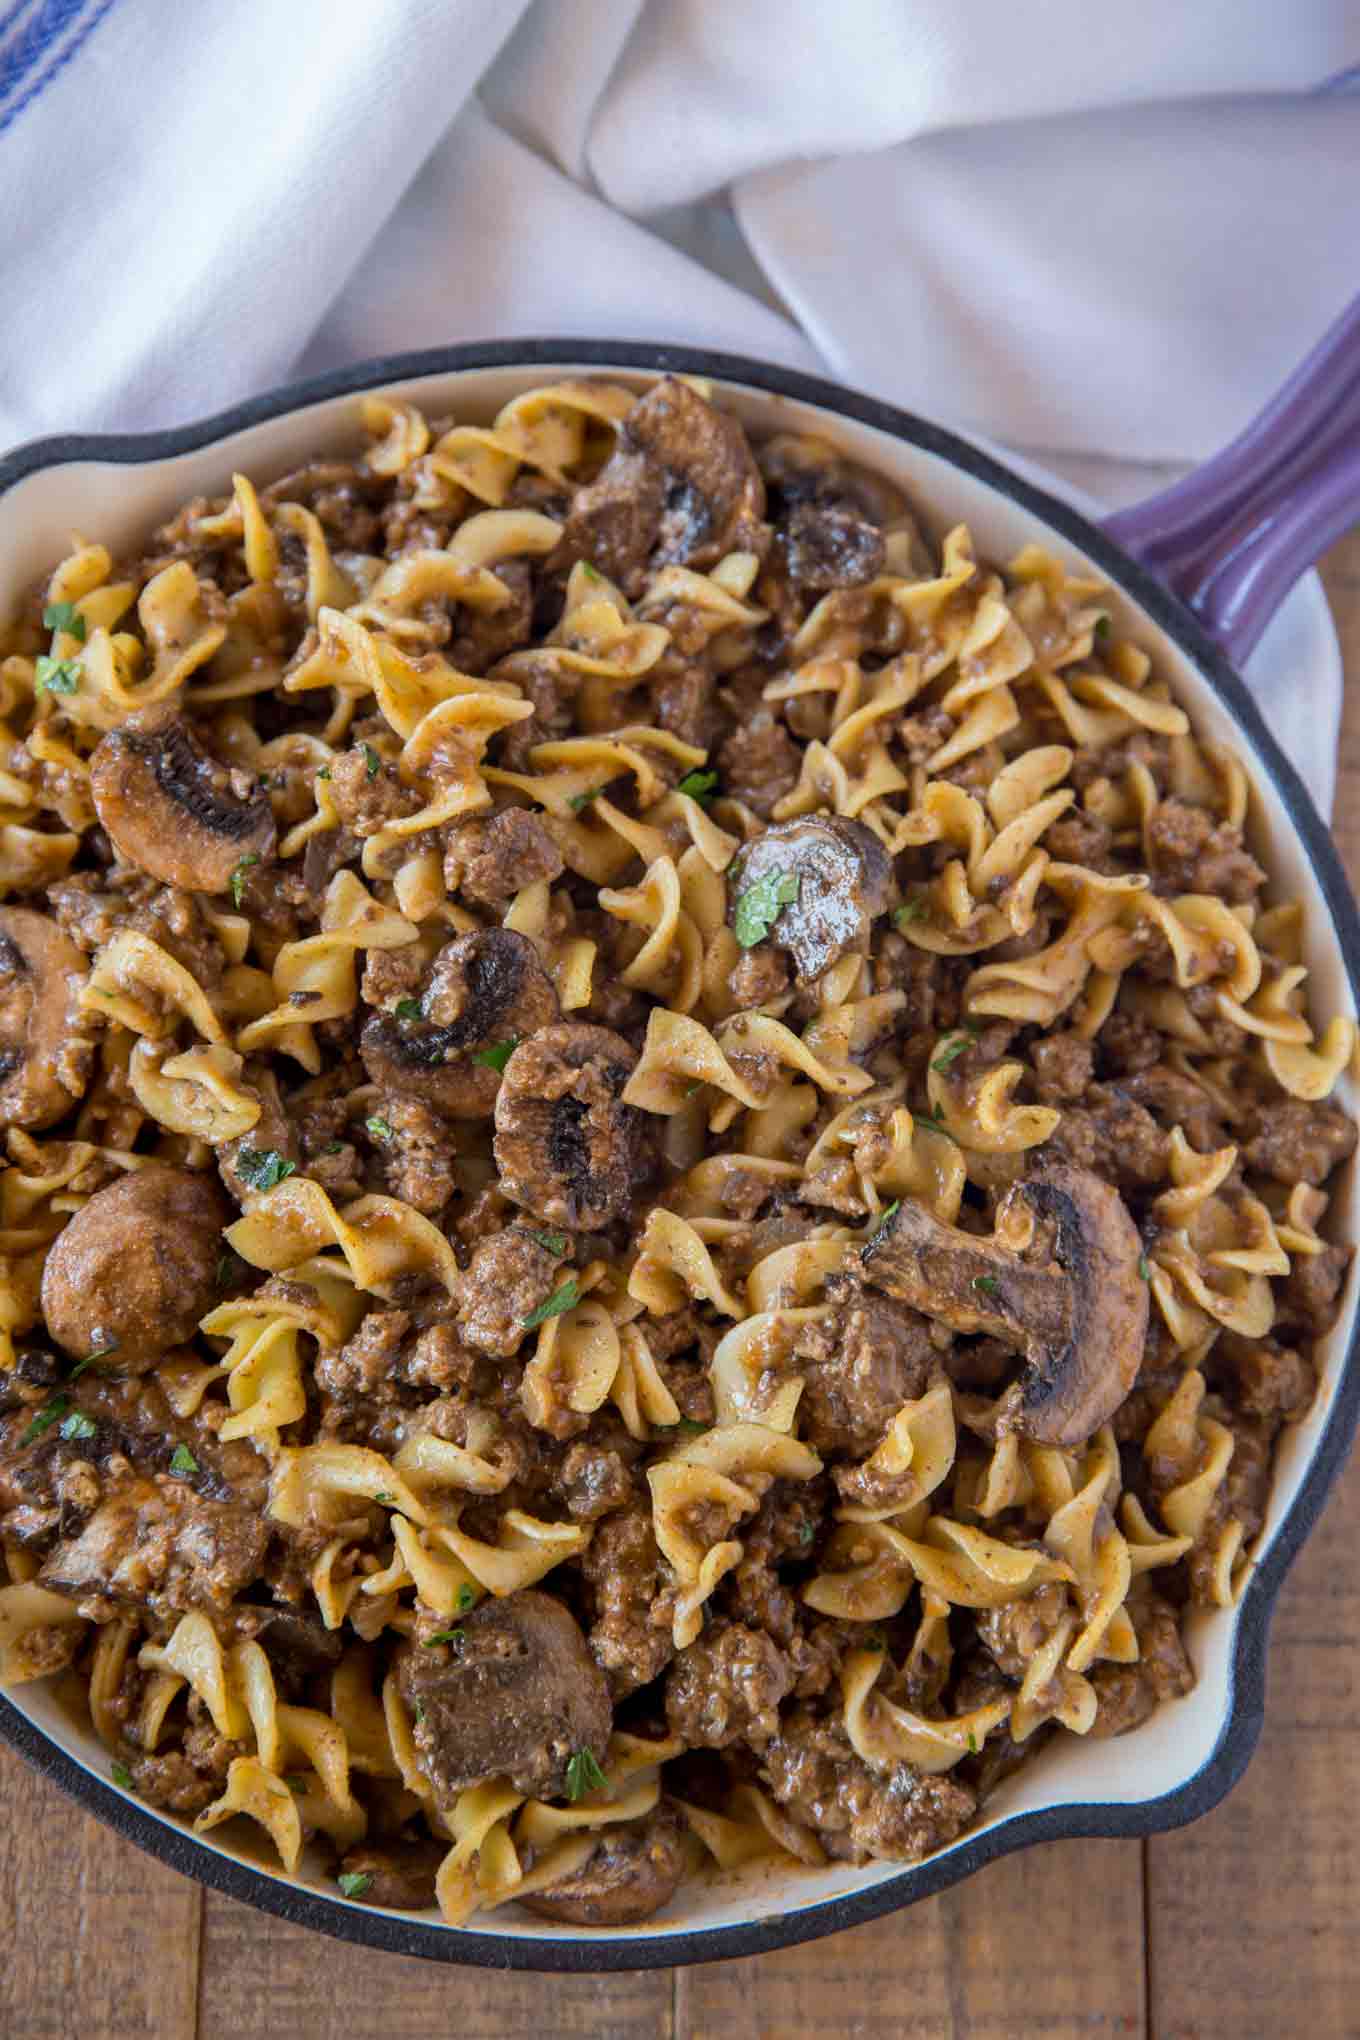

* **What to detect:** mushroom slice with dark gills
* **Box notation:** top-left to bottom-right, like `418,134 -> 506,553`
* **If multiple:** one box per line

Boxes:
89,710 -> 276,894
494,1022 -> 652,1230
396,1591 -> 613,1804
0,906 -> 94,1128
860,1163 -> 1147,1448
563,376 -> 767,594
520,1804 -> 688,1926
40,1164 -> 228,1370
360,927 -> 559,1119
727,816 -> 891,983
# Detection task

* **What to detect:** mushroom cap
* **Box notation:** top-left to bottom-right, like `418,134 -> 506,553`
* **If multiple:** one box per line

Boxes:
39,1163 -> 229,1368
493,1021 -> 651,1230
0,906 -> 93,1129
727,816 -> 891,982
89,711 -> 276,894
396,1589 -> 612,1803
520,1804 -> 687,1926
860,1161 -> 1147,1449
360,927 -> 559,1119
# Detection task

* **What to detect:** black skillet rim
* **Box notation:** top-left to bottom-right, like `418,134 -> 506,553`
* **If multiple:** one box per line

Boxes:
1,338 -> 1357,1971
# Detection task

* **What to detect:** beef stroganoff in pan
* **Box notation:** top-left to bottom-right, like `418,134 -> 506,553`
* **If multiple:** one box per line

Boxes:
0,376 -> 1354,1928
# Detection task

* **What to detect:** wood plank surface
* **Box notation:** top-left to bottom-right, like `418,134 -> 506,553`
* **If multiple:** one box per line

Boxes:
2,530 -> 1358,2039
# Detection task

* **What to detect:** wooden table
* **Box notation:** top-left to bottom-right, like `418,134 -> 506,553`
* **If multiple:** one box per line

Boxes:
4,536 -> 1359,2040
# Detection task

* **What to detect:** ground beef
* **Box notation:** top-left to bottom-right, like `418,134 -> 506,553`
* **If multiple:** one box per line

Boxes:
1097,1011 -> 1164,1076
336,1840 -> 445,1910
40,1476 -> 268,1620
727,945 -> 792,1011
716,713 -> 801,817
455,1229 -> 561,1358
442,807 -> 564,908
1029,1030 -> 1094,1103
360,944 -> 425,1009
1240,1099 -> 1357,1186
1122,1067 -> 1227,1152
126,1746 -> 232,1816
1043,1084 -> 1169,1191
648,661 -> 721,750
665,1620 -> 792,1749
579,1503 -> 675,1696
896,706 -> 955,763
327,746 -> 423,836
761,1708 -> 977,1863
555,1440 -> 634,1521
374,1094 -> 457,1216
976,1581 -> 1067,1678
872,933 -> 960,1032
1145,798 -> 1266,902
1213,1333 -> 1317,1424
791,1276 -> 935,1458
49,871 -> 226,989
1278,1241 -> 1352,1338
446,560 -> 535,673
1088,1591 -> 1194,1737
1043,809 -> 1115,871
318,1308 -> 410,1401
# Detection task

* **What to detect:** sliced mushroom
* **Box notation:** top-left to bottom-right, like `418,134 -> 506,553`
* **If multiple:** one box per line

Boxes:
727,816 -> 891,982
0,907 -> 93,1128
361,928 -> 559,1120
40,1164 -> 229,1369
494,1022 -> 651,1229
396,1590 -> 613,1803
758,431 -> 913,530
860,1163 -> 1147,1447
89,711 -> 276,893
564,377 -> 766,593
520,1804 -> 688,1926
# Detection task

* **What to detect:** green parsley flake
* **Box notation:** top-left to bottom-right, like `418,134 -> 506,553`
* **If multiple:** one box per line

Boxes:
374,1492 -> 396,1506
236,1147 -> 296,1192
43,601 -> 87,641
60,1411 -> 98,1442
870,1199 -> 900,1239
34,654 -> 80,695
286,1776 -> 308,1796
522,1279 -> 581,1330
568,786 -> 601,812
318,766 -> 332,781
229,853 -> 260,907
394,997 -> 423,1023
1094,614 -> 1112,640
579,562 -> 602,583
973,1274 -> 1000,1297
565,1748 -> 608,1801
1138,1255 -> 1152,1282
366,1116 -> 394,1142
322,1140 -> 345,1155
111,1761 -> 135,1792
169,1444 -> 199,1478
472,1037 -> 518,1073
361,743 -> 381,778
456,1584 -> 476,1612
424,1628 -> 464,1650
338,1872 -> 373,1900
930,1026 -> 976,1072
413,1701 -> 426,1723
797,1520 -> 816,1546
70,1342 -> 118,1379
20,1396 -> 69,1446
912,1112 -> 957,1142
862,1630 -> 889,1653
663,1418 -> 709,1437
216,1254 -> 240,1289
733,866 -> 800,949
526,1228 -> 568,1255
893,898 -> 926,929
676,768 -> 720,808
966,1729 -> 978,1755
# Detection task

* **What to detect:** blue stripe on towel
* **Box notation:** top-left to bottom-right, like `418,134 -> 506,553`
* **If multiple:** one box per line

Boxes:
0,0 -> 118,136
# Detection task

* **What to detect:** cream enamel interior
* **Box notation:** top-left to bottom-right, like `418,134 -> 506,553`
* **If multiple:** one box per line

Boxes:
1,362 -> 1355,1951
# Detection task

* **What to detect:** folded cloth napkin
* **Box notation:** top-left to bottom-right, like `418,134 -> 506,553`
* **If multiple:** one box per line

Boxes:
2,0 -> 1354,803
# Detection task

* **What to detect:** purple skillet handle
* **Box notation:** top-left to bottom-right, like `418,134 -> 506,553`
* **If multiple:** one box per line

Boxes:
1102,292 -> 1360,669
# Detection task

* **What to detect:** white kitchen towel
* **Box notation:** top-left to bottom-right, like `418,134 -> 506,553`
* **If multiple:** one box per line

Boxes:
1,0 -> 1355,803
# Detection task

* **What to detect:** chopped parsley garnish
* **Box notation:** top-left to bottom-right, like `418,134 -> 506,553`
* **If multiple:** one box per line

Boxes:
366,1115 -> 394,1142
361,743 -> 381,777
1138,1255 -> 1151,1282
20,1396 -> 68,1445
413,1701 -> 425,1723
60,1411 -> 98,1442
394,997 -> 423,1023
70,1342 -> 118,1379
286,1776 -> 308,1796
522,1279 -> 580,1330
338,1872 -> 373,1899
169,1444 -> 199,1478
216,1253 -> 241,1289
931,1026 -> 976,1072
733,867 -> 800,949
34,654 -> 80,695
472,1037 -> 518,1073
1094,614 -> 1112,640
43,601 -> 86,641
318,766 -> 331,781
661,1418 -> 709,1437
870,1199 -> 900,1239
111,1761 -> 135,1792
893,898 -> 926,928
564,1748 -> 608,1801
797,1520 -> 816,1546
424,1628 -> 464,1650
568,786 -> 601,812
966,1729 -> 979,1755
526,1228 -> 568,1255
676,768 -> 720,808
862,1630 -> 889,1653
229,853 -> 259,906
236,1147 -> 296,1192
912,1112 -> 957,1141
456,1584 -> 476,1612
973,1274 -> 1000,1297
374,1492 -> 396,1506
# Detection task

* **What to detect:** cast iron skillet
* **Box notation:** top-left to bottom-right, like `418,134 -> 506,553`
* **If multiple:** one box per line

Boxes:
0,333 -> 1358,1971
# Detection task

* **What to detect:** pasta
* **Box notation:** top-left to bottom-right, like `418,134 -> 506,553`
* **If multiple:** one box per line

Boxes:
0,372 -> 1353,1931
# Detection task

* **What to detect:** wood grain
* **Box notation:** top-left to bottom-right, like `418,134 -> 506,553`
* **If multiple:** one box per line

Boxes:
1,529 -> 1358,2039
